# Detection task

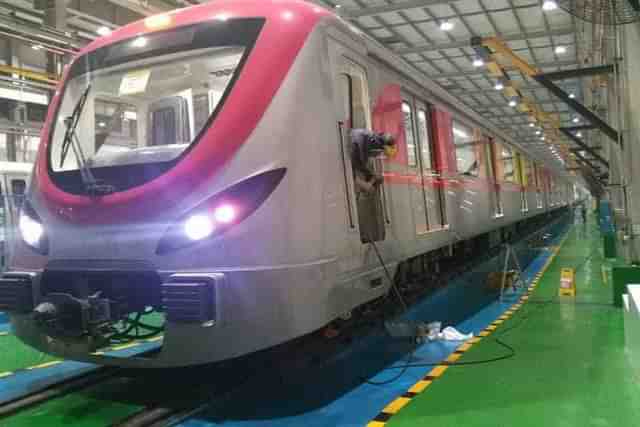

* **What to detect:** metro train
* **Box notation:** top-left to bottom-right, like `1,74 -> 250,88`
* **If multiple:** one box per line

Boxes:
0,0 -> 577,368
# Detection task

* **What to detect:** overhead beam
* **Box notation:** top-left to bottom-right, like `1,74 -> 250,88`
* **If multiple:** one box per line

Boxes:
559,128 -> 609,168
398,28 -> 575,55
573,152 -> 601,175
426,60 -> 577,79
535,75 -> 621,144
560,125 -> 595,132
539,64 -> 615,81
449,83 -> 577,96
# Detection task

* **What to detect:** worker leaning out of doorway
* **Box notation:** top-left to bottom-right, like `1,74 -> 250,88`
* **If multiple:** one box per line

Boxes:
350,129 -> 396,243
350,129 -> 396,193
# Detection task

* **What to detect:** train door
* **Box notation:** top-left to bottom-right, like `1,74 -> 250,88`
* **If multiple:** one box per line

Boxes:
484,138 -> 503,217
336,59 -> 386,245
415,102 -> 445,229
402,99 -> 428,235
332,53 -> 392,278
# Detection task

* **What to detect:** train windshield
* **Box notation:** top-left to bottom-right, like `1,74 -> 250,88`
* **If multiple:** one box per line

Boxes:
47,18 -> 264,193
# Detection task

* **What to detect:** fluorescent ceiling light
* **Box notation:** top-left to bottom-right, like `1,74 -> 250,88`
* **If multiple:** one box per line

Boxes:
440,20 -> 454,31
555,45 -> 567,54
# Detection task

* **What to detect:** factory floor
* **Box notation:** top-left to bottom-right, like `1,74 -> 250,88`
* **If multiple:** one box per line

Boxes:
386,215 -> 640,427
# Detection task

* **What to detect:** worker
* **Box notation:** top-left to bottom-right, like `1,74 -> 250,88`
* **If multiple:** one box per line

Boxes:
581,202 -> 588,225
350,129 -> 395,194
350,129 -> 396,243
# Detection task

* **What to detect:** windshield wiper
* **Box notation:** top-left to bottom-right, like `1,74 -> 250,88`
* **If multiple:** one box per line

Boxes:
59,85 -> 115,197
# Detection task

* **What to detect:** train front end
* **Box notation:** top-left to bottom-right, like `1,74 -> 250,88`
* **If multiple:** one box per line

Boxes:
0,1 -> 330,367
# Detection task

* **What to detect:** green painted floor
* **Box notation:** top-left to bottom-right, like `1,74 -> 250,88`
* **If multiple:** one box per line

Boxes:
0,334 -> 59,374
388,218 -> 640,427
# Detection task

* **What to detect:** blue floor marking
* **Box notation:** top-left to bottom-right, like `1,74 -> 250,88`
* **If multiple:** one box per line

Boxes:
0,340 -> 162,405
179,231 -> 566,427
0,362 -> 96,404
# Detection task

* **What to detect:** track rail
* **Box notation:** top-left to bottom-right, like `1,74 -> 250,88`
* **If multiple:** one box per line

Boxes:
0,366 -> 119,419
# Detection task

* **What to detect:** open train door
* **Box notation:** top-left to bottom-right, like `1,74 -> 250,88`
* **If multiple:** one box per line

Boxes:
329,39 -> 394,291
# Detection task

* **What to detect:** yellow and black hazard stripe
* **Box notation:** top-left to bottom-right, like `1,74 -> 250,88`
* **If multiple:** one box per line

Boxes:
367,228 -> 570,426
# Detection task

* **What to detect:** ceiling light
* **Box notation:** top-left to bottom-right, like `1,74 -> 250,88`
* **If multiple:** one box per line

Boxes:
576,131 -> 582,137
335,3 -> 342,8
472,58 -> 484,67
509,100 -> 517,107
569,93 -> 575,99
535,130 -> 542,135
542,0 -> 558,11
31,44 -> 43,50
494,82 -> 504,90
573,117 -> 580,123
96,26 -> 112,36
440,20 -> 454,31
555,45 -> 567,54
529,123 -> 535,127
541,136 -> 546,141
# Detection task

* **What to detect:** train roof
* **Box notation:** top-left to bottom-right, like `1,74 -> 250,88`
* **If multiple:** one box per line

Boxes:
76,0 -> 334,59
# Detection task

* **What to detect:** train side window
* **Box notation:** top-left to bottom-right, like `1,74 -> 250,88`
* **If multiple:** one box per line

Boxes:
402,102 -> 418,167
501,145 -> 515,183
485,139 -> 504,217
452,122 -> 477,176
416,110 -> 433,170
518,154 -> 529,212
534,163 -> 544,208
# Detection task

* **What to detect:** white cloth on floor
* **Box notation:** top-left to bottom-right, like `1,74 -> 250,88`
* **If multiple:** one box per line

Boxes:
439,326 -> 473,341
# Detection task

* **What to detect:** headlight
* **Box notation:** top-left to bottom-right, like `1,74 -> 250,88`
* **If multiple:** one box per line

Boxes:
19,201 -> 49,255
184,214 -> 216,241
157,168 -> 286,254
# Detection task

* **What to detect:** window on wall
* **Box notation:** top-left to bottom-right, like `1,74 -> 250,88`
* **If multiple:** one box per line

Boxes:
452,121 -> 477,176
402,102 -> 418,167
501,145 -> 515,183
